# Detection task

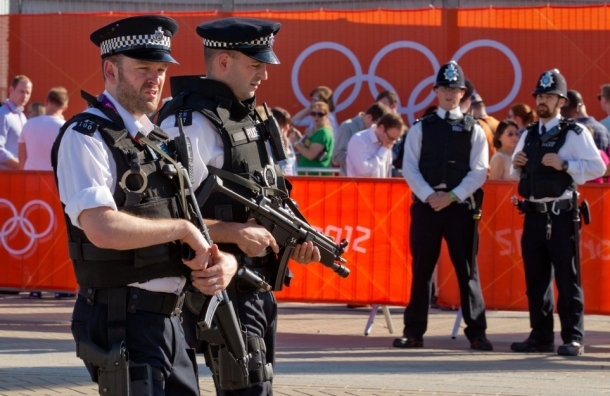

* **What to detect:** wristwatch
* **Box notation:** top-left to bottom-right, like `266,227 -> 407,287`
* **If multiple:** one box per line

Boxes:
561,160 -> 569,172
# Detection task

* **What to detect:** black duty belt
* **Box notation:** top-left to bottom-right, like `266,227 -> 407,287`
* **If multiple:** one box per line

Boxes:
522,199 -> 572,214
79,287 -> 185,317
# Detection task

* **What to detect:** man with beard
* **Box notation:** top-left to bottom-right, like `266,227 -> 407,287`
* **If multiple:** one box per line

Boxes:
158,17 -> 321,395
51,15 -> 237,394
510,69 -> 605,356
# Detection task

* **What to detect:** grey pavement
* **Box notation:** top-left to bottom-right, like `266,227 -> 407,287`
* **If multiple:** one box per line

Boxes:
0,293 -> 609,395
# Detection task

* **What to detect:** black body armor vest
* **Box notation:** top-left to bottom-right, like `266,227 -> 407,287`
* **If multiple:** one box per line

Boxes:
158,76 -> 288,256
518,119 -> 577,199
51,112 -> 191,288
418,113 -> 475,191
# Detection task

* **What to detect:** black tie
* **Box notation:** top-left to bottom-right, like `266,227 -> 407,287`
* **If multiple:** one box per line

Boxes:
541,125 -> 547,135
444,111 -> 451,121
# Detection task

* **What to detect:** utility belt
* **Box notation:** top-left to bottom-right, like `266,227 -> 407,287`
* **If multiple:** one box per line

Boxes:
75,286 -> 187,395
513,198 -> 572,214
411,189 -> 483,212
78,287 -> 185,317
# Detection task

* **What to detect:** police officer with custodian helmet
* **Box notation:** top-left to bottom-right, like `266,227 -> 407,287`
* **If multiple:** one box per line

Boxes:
510,69 -> 605,356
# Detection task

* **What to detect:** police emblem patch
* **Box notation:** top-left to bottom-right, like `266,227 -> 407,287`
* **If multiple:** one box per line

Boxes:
540,71 -> 554,89
269,34 -> 275,47
153,26 -> 164,42
444,62 -> 459,82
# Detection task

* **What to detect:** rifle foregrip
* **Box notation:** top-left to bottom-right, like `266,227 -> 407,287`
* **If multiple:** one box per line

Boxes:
182,244 -> 195,261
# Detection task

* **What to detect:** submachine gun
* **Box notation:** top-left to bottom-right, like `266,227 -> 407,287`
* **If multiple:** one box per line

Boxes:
142,118 -> 252,378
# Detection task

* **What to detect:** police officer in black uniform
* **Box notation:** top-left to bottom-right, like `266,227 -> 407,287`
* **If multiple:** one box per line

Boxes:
394,60 -> 493,351
51,15 -> 238,395
510,69 -> 605,356
158,17 -> 321,395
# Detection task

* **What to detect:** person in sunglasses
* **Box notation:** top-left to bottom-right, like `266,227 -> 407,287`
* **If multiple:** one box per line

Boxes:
294,101 -> 335,175
488,120 -> 520,180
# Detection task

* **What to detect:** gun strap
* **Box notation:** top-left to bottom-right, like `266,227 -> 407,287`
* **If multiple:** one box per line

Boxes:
107,288 -> 127,346
207,166 -> 309,223
139,135 -> 188,217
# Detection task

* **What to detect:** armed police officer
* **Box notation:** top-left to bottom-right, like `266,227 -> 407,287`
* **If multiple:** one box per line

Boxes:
51,15 -> 238,395
158,17 -> 321,395
394,60 -> 492,351
510,69 -> 605,356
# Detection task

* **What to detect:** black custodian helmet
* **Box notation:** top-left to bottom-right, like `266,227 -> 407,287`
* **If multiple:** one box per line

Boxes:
532,69 -> 567,99
434,60 -> 466,89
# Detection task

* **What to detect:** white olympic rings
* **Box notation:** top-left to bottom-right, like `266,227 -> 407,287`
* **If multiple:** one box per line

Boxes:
291,39 -> 522,125
0,199 -> 55,256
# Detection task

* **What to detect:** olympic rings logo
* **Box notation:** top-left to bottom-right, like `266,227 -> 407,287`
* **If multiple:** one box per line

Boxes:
0,199 -> 55,256
291,40 -> 522,125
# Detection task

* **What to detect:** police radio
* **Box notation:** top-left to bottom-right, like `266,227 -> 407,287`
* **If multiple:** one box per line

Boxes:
257,103 -> 287,161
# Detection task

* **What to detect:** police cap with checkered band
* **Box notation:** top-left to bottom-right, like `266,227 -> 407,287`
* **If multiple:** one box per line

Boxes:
434,60 -> 466,89
532,69 -> 567,99
90,15 -> 179,64
196,17 -> 281,65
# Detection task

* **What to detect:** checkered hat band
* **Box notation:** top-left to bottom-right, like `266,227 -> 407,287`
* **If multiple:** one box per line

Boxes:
203,33 -> 274,48
100,34 -> 171,55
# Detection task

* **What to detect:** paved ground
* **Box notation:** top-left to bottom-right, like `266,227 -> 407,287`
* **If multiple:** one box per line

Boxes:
0,293 -> 609,395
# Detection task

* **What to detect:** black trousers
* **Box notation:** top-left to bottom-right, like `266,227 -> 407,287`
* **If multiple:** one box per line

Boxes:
182,288 -> 277,396
521,209 -> 584,344
71,295 -> 200,395
403,200 -> 487,340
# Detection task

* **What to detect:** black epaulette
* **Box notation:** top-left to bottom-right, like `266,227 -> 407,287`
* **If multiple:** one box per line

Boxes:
559,118 -> 583,135
68,115 -> 104,136
413,113 -> 435,125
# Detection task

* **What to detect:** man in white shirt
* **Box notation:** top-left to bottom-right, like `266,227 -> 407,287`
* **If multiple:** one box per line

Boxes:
0,75 -> 31,169
346,112 -> 405,177
394,60 -> 492,351
18,87 -> 68,170
333,102 -> 391,176
510,69 -> 605,356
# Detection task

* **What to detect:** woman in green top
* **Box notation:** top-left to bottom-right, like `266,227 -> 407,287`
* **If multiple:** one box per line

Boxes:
294,101 -> 334,175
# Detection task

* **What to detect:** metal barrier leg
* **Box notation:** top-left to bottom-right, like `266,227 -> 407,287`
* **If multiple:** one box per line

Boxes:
381,305 -> 394,334
364,304 -> 378,336
451,307 -> 463,339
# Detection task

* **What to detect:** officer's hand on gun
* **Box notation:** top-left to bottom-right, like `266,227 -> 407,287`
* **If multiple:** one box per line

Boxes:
180,221 -> 212,270
291,241 -> 321,264
237,219 -> 321,264
190,244 -> 238,295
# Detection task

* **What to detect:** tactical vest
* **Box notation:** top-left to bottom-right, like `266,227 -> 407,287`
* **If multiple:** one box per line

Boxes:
518,119 -> 577,199
50,112 -> 191,288
419,113 -> 475,191
158,76 -> 289,256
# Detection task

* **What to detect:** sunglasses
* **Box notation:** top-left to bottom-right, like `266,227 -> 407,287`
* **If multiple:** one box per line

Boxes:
310,111 -> 327,118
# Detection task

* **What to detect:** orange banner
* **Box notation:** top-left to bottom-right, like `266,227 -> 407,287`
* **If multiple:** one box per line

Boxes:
2,172 -> 610,315
5,6 -> 610,126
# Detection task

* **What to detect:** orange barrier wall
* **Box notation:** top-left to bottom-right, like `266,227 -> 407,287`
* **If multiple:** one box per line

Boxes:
436,181 -> 610,315
5,6 -> 610,126
2,171 -> 610,315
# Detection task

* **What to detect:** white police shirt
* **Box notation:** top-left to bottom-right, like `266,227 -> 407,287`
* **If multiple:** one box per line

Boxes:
402,107 -> 489,202
510,113 -> 606,202
56,90 -> 184,294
